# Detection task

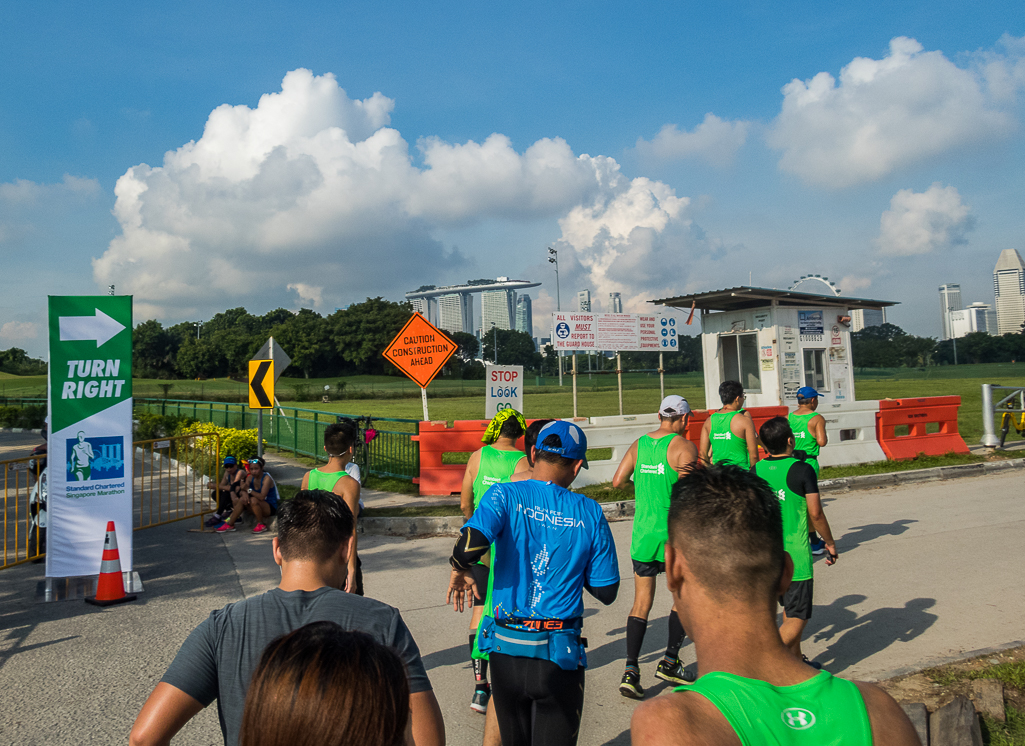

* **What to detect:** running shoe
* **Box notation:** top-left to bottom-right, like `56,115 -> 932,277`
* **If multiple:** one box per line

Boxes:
655,658 -> 696,685
810,536 -> 826,555
205,514 -> 223,527
252,523 -> 268,534
619,669 -> 645,699
215,522 -> 236,533
802,655 -> 822,670
470,684 -> 491,714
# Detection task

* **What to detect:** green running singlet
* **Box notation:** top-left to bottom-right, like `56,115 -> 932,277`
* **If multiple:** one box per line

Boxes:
631,434 -> 680,562
789,412 -> 821,475
676,670 -> 872,744
709,410 -> 750,468
306,468 -> 355,492
754,457 -> 812,581
472,446 -> 524,508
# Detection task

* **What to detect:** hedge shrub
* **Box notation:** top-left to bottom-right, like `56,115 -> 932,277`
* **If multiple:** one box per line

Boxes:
177,422 -> 261,462
0,405 -> 46,429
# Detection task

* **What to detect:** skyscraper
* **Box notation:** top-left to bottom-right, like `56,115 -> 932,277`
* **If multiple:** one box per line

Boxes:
515,294 -> 533,335
994,249 -> 1025,335
577,289 -> 591,312
481,278 -> 516,331
850,308 -> 886,332
938,284 -> 962,340
950,302 -> 993,338
608,292 -> 623,313
437,293 -> 473,334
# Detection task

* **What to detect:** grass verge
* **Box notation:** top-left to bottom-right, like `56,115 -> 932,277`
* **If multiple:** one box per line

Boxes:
983,705 -> 1025,746
820,451 -> 1020,480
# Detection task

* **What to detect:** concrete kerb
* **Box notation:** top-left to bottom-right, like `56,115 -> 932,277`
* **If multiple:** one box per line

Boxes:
357,458 -> 1025,539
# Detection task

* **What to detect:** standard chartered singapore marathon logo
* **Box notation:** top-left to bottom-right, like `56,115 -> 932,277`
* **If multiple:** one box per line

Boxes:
638,463 -> 665,476
781,707 -> 816,730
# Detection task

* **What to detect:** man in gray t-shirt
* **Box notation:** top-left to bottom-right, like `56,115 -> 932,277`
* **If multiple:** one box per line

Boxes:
131,491 -> 445,746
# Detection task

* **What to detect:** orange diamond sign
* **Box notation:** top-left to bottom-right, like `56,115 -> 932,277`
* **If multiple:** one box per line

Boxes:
383,313 -> 457,389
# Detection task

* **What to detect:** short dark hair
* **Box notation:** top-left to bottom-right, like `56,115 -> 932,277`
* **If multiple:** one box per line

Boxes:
325,421 -> 357,456
276,490 -> 355,563
499,416 -> 525,441
719,380 -> 744,406
240,621 -> 408,746
668,466 -> 783,602
534,433 -> 576,468
796,396 -> 814,406
759,416 -> 793,455
524,419 -> 555,466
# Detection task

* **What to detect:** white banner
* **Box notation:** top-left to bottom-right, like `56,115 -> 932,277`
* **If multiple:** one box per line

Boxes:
47,296 -> 134,578
551,312 -> 674,351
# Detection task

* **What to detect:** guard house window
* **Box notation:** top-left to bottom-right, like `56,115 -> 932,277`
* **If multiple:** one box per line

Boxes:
721,333 -> 761,392
803,349 -> 827,390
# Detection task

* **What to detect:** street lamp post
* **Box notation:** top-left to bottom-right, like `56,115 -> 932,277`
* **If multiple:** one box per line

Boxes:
194,321 -> 203,340
548,247 -> 562,386
948,306 -> 958,365
492,322 -> 498,364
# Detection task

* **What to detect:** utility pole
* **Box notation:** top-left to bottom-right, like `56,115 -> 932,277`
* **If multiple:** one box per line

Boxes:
195,321 -> 203,340
492,323 -> 498,364
548,247 -> 562,386
948,306 -> 958,365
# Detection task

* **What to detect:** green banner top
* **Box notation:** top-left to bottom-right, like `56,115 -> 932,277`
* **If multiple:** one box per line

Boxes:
48,296 -> 133,433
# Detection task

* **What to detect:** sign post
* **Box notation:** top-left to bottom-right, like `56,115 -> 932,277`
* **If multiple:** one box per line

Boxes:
248,360 -> 274,457
382,313 -> 457,421
486,365 -> 524,418
250,337 -> 290,457
46,296 -> 133,579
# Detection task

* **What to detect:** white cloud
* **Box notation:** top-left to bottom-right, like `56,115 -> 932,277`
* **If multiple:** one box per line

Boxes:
0,174 -> 100,204
767,36 -> 1025,188
94,68 -> 702,321
0,321 -> 38,341
288,283 -> 324,309
838,275 -> 873,293
876,183 -> 974,256
635,113 -> 750,167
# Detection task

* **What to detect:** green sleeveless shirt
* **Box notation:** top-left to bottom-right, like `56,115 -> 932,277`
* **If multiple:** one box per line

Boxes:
677,670 -> 872,744
710,410 -> 750,468
631,434 -> 680,563
754,456 -> 812,581
307,468 -> 355,492
472,446 -> 524,508
789,412 -> 821,475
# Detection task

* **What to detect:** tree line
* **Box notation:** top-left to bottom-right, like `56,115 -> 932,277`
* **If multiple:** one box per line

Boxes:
851,323 -> 1025,369
0,348 -> 47,375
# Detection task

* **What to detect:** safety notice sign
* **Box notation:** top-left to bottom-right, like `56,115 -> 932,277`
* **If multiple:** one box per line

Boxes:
383,313 -> 457,389
47,296 -> 133,578
551,312 -> 672,351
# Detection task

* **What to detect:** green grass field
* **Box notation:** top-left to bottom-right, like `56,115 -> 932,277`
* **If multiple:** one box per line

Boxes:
3,362 -> 1023,446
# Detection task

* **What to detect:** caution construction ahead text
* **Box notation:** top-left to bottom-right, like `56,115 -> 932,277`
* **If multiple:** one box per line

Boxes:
383,313 -> 457,389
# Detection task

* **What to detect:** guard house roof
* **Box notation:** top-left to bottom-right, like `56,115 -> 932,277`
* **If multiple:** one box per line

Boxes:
652,286 -> 898,313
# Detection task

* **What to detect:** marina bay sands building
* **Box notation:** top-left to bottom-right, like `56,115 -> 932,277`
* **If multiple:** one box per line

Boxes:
405,277 -> 541,336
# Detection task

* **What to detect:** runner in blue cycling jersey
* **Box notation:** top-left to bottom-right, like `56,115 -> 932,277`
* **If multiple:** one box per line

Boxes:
447,420 -> 621,746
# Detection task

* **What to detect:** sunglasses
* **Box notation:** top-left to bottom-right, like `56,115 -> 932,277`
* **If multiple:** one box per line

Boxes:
247,459 -> 262,465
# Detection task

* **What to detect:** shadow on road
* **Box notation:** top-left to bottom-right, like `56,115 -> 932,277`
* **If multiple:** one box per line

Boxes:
810,597 -> 938,672
832,519 -> 917,553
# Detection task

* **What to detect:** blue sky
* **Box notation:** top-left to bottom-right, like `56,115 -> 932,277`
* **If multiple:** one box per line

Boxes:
1,1 -> 1022,358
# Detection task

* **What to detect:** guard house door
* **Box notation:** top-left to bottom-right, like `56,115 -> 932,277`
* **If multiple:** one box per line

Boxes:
721,332 -> 761,393
803,348 -> 827,390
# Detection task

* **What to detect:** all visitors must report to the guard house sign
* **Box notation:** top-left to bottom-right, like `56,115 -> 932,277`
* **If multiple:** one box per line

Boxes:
47,295 -> 134,579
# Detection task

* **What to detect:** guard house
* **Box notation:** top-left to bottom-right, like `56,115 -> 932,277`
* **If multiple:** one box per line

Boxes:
653,287 -> 898,408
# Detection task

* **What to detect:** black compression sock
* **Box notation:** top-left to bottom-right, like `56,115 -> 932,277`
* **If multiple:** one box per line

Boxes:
664,610 -> 685,660
626,616 -> 648,668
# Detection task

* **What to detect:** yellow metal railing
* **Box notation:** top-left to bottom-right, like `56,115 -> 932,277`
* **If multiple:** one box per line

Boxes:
2,432 -> 221,570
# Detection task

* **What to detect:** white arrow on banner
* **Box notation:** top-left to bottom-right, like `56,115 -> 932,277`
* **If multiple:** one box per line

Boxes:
58,309 -> 126,347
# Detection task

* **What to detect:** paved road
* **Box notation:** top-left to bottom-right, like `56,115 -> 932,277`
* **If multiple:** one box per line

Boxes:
1,470 -> 1022,745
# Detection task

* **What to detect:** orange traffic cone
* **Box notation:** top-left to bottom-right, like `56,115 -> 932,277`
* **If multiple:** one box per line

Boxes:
85,521 -> 137,607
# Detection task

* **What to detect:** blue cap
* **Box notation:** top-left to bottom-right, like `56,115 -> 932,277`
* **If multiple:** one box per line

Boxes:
535,421 -> 589,469
796,387 -> 820,399
223,456 -> 237,466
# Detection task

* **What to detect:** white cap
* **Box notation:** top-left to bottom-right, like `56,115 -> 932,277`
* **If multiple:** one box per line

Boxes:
659,395 -> 691,417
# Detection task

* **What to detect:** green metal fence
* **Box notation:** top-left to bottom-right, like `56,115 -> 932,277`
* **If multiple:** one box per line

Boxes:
134,398 -> 419,480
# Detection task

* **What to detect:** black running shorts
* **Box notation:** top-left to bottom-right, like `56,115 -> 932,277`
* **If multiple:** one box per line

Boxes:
471,562 -> 490,607
632,559 -> 665,577
490,653 -> 586,746
780,578 -> 813,620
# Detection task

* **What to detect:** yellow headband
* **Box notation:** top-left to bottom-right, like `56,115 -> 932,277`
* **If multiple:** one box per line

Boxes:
482,409 -> 527,444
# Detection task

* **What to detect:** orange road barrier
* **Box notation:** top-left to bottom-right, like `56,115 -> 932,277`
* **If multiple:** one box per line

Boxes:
876,396 -> 969,460
85,520 -> 137,607
413,420 -> 526,495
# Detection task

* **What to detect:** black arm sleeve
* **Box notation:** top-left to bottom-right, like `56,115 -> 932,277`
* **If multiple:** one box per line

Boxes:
585,580 -> 620,606
786,461 -> 818,497
450,526 -> 491,570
